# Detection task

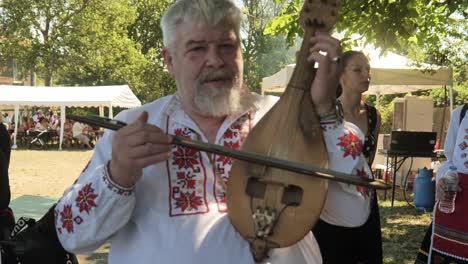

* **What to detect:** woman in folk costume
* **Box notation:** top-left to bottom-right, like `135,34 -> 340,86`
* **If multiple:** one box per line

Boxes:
428,104 -> 468,263
312,50 -> 383,263
415,104 -> 468,264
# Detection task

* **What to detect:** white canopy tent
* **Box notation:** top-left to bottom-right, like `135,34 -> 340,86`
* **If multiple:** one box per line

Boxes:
261,51 -> 454,109
262,65 -> 453,108
0,85 -> 142,150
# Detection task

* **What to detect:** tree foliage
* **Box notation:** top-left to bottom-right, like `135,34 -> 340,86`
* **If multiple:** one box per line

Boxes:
0,0 -> 176,104
241,0 -> 296,94
126,0 -> 176,101
0,0 -> 99,85
266,0 -> 467,66
266,0 -> 467,132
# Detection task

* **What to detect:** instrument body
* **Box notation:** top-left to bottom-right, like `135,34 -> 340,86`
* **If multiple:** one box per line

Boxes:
226,0 -> 341,260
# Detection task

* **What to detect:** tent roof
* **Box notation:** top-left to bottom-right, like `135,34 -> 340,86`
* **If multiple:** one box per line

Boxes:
0,85 -> 141,108
365,67 -> 453,95
262,65 -> 453,95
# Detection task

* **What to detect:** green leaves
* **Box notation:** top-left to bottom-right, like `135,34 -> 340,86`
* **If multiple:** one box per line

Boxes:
266,0 -> 465,66
0,0 -> 176,104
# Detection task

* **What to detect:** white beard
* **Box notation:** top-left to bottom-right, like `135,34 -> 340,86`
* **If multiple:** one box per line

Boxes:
193,81 -> 254,117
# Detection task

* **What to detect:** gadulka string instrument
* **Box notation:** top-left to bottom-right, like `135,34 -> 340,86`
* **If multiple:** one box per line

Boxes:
226,0 -> 350,261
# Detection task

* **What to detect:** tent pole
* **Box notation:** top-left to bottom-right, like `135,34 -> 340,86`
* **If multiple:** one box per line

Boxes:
99,106 -> 104,117
59,105 -> 65,150
449,85 -> 454,113
109,103 -> 113,119
12,104 -> 19,149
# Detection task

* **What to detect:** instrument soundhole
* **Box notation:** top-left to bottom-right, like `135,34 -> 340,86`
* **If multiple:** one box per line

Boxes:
246,178 -> 266,199
281,185 -> 303,206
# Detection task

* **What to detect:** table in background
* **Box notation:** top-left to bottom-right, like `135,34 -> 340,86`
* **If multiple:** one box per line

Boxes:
377,149 -> 443,207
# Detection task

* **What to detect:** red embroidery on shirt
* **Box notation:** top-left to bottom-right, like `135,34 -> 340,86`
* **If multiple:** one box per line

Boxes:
173,146 -> 200,169
174,191 -> 204,211
355,167 -> 370,199
166,124 -> 209,217
165,114 -> 251,215
60,205 -> 74,233
213,114 -> 251,212
75,183 -> 98,214
337,131 -> 363,160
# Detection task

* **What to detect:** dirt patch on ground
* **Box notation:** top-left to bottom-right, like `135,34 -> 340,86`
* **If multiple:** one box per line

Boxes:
9,150 -> 93,200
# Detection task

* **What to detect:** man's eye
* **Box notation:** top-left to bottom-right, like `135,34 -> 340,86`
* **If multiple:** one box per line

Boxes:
221,44 -> 235,50
189,46 -> 206,52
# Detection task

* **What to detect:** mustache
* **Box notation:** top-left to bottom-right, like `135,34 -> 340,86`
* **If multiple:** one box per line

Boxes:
199,69 -> 234,83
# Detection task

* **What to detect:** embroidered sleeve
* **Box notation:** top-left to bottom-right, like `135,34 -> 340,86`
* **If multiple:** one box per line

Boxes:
56,123 -> 136,254
436,107 -> 468,181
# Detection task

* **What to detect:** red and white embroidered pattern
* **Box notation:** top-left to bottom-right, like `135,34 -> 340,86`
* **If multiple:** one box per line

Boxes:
75,183 -> 98,214
355,166 -> 370,199
56,182 -> 98,234
166,114 -> 252,216
337,131 -> 363,160
166,126 -> 209,216
213,114 -> 251,212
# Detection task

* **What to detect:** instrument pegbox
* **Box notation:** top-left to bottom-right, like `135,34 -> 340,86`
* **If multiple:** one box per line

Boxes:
299,0 -> 340,33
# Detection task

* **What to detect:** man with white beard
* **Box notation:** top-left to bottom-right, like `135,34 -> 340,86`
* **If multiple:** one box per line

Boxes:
55,0 -> 369,263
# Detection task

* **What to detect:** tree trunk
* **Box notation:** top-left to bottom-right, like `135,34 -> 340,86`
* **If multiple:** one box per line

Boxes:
44,72 -> 52,86
30,70 -> 36,86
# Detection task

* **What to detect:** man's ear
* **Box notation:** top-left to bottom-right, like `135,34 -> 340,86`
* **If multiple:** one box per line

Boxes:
162,48 -> 175,78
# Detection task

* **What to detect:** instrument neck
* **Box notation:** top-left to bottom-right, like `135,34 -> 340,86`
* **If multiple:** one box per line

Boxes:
288,29 -> 316,92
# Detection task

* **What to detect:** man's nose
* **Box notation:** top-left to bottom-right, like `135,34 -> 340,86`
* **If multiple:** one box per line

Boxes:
206,47 -> 224,68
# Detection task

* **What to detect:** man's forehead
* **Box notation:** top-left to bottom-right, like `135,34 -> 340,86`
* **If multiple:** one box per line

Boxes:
177,23 -> 238,43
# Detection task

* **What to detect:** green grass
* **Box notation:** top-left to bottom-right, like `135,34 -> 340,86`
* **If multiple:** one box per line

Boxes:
379,189 -> 432,264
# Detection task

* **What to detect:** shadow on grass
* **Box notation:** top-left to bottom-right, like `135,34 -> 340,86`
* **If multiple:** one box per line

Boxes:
378,188 -> 432,264
10,195 -> 57,220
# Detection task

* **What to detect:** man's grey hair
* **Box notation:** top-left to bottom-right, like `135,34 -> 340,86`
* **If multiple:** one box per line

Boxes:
161,0 -> 241,50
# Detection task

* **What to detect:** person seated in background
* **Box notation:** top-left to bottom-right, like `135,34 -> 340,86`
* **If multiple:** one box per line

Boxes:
32,109 -> 44,124
59,119 -> 75,148
63,119 -> 73,138
48,111 -> 60,130
72,121 -> 93,149
3,113 -> 11,129
20,115 -> 29,132
34,117 -> 49,131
